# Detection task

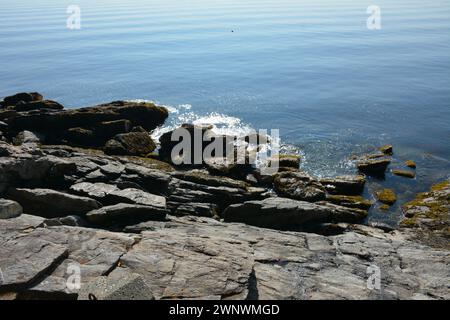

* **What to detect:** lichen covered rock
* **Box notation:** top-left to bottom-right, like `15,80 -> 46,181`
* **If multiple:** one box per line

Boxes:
375,189 -> 397,205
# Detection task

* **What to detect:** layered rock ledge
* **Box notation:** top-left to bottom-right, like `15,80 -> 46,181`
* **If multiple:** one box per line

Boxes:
0,92 -> 448,300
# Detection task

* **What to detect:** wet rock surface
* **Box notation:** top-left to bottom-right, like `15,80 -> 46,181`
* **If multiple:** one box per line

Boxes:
0,92 -> 449,300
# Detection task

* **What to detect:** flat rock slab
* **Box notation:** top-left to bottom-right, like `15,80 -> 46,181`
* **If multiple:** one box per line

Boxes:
0,214 -> 44,235
20,226 -> 136,299
122,216 -> 450,300
222,197 -> 367,230
86,203 -> 168,227
7,188 -> 101,218
119,227 -> 255,300
70,182 -> 166,207
0,215 -> 136,298
0,230 -> 68,291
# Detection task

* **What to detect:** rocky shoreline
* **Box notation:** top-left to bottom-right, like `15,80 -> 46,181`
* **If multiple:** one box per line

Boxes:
0,92 -> 448,300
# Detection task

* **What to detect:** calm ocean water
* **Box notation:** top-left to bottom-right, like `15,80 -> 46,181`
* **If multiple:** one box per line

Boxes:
1,0 -> 449,223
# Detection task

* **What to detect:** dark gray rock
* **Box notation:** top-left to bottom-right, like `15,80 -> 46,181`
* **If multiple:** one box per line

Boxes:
2,92 -> 43,106
273,171 -> 326,202
7,188 -> 101,218
104,132 -> 156,156
6,101 -> 168,146
86,203 -> 168,226
0,199 -> 23,219
223,197 -> 367,230
43,215 -> 87,227
357,158 -> 391,176
94,119 -> 131,139
14,100 -> 64,112
320,175 -> 366,195
168,201 -> 219,218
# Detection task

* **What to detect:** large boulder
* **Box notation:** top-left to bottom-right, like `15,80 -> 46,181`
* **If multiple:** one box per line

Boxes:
222,197 -> 367,230
159,124 -> 233,166
7,188 -> 101,218
104,132 -> 156,156
273,171 -> 326,202
356,157 -> 391,176
6,101 -> 168,142
2,92 -> 43,107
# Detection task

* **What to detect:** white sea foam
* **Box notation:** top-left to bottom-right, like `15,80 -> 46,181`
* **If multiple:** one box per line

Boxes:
151,103 -> 256,142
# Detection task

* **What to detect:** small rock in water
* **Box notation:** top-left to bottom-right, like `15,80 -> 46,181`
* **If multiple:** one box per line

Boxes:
320,175 -> 365,195
392,169 -> 415,179
405,160 -> 417,169
269,154 -> 301,169
379,144 -> 393,155
357,158 -> 391,176
375,189 -> 397,205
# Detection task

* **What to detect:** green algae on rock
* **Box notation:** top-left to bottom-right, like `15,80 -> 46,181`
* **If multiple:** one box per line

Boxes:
375,188 -> 397,205
400,180 -> 450,249
325,195 -> 373,211
405,160 -> 417,169
379,144 -> 393,155
392,169 -> 415,179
